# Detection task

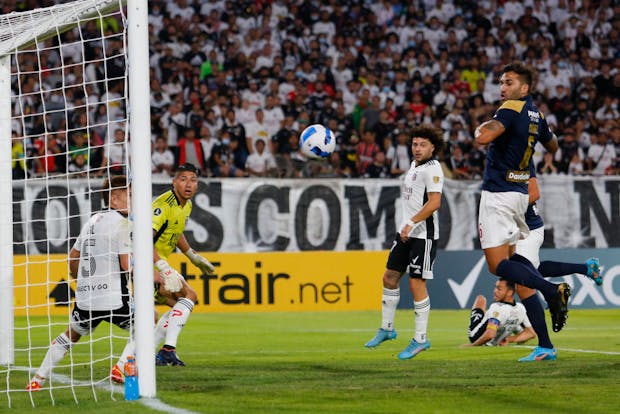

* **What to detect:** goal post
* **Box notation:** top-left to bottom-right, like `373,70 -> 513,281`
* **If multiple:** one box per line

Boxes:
0,54 -> 13,367
127,0 -> 156,398
0,0 -> 155,403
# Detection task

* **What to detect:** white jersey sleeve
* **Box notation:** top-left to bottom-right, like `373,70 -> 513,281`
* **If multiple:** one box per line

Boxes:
422,161 -> 444,194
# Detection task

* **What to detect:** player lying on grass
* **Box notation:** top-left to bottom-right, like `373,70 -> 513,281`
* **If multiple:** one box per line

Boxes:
27,176 -> 131,391
464,279 -> 536,347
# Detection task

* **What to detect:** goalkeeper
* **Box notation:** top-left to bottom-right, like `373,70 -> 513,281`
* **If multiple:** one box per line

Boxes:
149,162 -> 215,367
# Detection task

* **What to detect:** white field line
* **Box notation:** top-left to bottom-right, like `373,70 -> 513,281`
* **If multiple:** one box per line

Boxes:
14,365 -> 200,414
513,346 -> 620,356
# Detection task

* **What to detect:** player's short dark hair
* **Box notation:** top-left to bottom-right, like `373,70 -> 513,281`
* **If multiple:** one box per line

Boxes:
411,124 -> 445,156
502,62 -> 534,88
499,278 -> 516,292
176,162 -> 201,177
101,175 -> 128,207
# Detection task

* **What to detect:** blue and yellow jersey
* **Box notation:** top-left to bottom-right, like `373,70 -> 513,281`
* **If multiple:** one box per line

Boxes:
482,96 -> 553,194
152,188 -> 192,260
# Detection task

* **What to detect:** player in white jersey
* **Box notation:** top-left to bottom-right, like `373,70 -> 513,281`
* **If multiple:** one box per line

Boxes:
465,279 -> 536,347
27,176 -> 132,391
365,125 -> 444,360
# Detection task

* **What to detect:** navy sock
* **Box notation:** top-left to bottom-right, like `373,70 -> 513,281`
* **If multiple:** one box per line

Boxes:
496,258 -> 557,299
538,261 -> 587,278
521,294 -> 553,349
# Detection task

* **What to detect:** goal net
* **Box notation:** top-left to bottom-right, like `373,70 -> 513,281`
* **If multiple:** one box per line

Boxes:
0,0 -> 155,407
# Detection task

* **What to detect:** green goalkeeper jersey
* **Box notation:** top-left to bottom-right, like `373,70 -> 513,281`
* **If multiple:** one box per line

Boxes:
152,188 -> 192,260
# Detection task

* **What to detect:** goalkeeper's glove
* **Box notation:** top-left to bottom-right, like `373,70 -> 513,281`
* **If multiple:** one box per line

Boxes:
186,249 -> 215,274
155,259 -> 183,293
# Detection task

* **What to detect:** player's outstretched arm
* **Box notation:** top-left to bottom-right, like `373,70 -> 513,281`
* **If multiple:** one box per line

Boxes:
503,326 -> 536,345
474,120 -> 505,145
178,234 -> 215,274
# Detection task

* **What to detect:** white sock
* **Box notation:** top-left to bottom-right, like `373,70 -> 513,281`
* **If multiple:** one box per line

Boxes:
35,332 -> 72,382
381,287 -> 400,331
414,296 -> 431,343
154,310 -> 171,349
116,337 -> 135,370
164,298 -> 194,349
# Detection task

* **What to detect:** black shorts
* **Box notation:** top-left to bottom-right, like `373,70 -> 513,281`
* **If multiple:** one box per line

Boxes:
69,302 -> 133,336
468,308 -> 487,343
385,233 -> 438,279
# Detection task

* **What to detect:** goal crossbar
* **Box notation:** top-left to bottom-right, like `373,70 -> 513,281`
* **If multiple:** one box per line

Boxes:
0,0 -> 126,57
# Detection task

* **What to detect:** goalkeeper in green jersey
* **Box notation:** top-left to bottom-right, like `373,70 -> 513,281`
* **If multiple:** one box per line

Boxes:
150,162 -> 215,367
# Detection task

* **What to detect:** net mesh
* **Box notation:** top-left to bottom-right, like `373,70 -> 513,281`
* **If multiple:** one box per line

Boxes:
1,0 -> 132,407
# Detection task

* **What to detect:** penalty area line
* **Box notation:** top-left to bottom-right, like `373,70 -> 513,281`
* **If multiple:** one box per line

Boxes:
16,365 -> 200,414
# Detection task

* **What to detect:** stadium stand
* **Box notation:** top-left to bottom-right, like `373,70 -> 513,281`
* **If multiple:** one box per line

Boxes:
9,0 -> 620,179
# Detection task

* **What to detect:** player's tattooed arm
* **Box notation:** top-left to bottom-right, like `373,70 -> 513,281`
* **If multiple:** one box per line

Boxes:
474,120 -> 505,145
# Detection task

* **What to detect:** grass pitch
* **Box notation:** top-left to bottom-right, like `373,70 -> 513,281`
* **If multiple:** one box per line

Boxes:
3,309 -> 619,413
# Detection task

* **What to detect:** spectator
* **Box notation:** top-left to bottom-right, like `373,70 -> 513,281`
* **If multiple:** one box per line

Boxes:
537,151 -> 559,175
152,136 -> 175,179
245,108 -> 271,155
555,129 -> 584,174
105,128 -> 127,175
245,138 -> 277,177
209,133 -> 246,178
386,131 -> 412,178
586,133 -> 616,175
356,130 -> 380,176
11,132 -> 26,179
364,151 -> 389,178
160,102 -> 186,151
177,128 -> 206,174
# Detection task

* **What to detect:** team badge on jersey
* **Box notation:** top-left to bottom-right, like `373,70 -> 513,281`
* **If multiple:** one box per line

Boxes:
154,208 -> 162,216
433,176 -> 441,183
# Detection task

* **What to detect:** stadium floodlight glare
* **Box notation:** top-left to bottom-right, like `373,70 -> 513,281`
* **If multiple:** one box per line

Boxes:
0,0 -> 154,405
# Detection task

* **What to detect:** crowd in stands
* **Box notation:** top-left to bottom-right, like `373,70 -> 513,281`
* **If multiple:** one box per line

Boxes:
9,0 -> 620,180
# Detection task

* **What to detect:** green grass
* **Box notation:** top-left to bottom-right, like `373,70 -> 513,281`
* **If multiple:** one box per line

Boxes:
3,309 -> 620,413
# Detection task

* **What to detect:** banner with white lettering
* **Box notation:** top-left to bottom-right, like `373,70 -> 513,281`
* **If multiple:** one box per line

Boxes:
11,175 -> 620,254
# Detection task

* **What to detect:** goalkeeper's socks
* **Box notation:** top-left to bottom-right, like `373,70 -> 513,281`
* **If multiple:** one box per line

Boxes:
36,332 -> 72,379
498,257 -> 557,299
381,287 -> 400,331
538,261 -> 587,278
164,298 -> 194,348
154,310 -> 171,348
521,294 -> 553,349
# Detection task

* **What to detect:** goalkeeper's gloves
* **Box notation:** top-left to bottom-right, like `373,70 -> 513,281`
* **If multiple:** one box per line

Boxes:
186,249 -> 215,274
155,259 -> 183,293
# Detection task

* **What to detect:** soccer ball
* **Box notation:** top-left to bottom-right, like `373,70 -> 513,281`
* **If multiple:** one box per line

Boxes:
299,124 -> 335,159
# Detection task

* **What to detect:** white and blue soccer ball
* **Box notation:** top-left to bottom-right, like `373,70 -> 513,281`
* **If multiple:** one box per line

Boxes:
299,124 -> 336,159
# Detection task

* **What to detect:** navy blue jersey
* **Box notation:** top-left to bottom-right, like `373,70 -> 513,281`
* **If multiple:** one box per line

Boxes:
525,162 -> 544,230
482,96 -> 553,194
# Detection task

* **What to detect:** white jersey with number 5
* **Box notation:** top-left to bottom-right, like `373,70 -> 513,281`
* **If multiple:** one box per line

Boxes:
401,159 -> 444,240
73,210 -> 131,311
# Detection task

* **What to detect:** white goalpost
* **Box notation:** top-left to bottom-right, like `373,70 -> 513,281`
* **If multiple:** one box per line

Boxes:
0,0 -> 154,406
